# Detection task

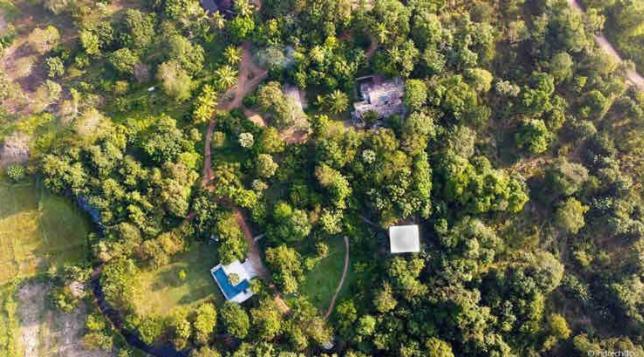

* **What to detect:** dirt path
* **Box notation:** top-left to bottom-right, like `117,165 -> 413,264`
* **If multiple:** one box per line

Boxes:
0,10 -> 6,32
510,156 -> 551,178
234,208 -> 290,314
200,40 -> 289,312
233,208 -> 270,280
201,119 -> 217,187
218,42 -> 268,111
568,0 -> 644,90
202,41 -> 269,188
323,236 -> 350,320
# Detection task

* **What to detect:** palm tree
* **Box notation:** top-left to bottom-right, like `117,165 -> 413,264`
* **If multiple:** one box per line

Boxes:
215,65 -> 238,90
375,23 -> 390,45
211,12 -> 226,31
234,0 -> 253,17
224,46 -> 242,66
327,90 -> 349,114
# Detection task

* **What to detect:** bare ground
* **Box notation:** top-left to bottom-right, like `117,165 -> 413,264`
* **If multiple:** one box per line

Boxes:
0,132 -> 30,168
243,108 -> 267,127
18,282 -> 113,357
0,10 -> 6,32
0,1 -> 76,115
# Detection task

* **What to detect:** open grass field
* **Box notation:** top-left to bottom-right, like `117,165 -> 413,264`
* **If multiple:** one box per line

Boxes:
301,236 -> 353,312
132,242 -> 224,317
0,178 -> 90,284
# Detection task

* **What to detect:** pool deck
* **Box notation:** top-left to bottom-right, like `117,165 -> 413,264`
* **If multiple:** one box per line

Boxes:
210,260 -> 257,303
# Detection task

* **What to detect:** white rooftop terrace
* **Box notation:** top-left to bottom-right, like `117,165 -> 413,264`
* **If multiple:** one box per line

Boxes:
389,225 -> 420,253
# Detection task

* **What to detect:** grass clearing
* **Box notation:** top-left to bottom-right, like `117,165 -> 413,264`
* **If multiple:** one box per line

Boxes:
133,241 -> 224,317
0,178 -> 90,284
301,236 -> 352,312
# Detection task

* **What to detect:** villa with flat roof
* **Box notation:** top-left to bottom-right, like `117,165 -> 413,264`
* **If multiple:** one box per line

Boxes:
389,224 -> 420,254
352,76 -> 405,121
211,260 -> 257,303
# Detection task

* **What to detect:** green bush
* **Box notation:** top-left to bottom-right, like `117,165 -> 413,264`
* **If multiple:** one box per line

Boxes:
5,164 -> 26,182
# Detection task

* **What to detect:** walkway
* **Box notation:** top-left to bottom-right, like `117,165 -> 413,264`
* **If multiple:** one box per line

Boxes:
200,39 -> 289,313
234,209 -> 270,280
202,41 -> 269,188
323,236 -> 350,320
568,0 -> 644,90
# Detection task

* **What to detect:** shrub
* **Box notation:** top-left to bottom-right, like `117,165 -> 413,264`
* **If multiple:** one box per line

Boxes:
6,164 -> 26,182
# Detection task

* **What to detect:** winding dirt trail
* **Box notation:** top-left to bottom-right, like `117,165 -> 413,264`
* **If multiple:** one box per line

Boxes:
201,119 -> 217,186
234,209 -> 270,280
323,236 -> 350,320
234,208 -> 290,314
202,41 -> 268,188
568,0 -> 644,90
199,39 -> 289,313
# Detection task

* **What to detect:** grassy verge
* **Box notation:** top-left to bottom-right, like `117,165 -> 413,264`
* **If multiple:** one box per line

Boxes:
132,241 -> 224,317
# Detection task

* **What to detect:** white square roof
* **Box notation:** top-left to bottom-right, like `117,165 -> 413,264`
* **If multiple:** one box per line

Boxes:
211,259 -> 257,303
389,225 -> 420,253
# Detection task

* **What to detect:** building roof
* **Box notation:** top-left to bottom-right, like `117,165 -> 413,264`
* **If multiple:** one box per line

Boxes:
353,77 -> 405,120
389,225 -> 420,253
211,260 -> 257,303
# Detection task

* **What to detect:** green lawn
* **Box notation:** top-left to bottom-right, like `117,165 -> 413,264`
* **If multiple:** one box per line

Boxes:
0,179 -> 90,284
301,236 -> 352,312
132,242 -> 224,317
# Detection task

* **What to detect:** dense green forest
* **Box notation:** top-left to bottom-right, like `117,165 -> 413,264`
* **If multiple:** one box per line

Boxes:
1,0 -> 643,356
581,0 -> 644,72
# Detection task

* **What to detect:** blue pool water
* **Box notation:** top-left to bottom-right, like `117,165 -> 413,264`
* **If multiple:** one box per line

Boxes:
212,268 -> 250,300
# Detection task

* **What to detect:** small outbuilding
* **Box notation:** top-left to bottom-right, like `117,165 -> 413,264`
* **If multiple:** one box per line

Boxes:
388,224 -> 420,254
211,260 -> 257,303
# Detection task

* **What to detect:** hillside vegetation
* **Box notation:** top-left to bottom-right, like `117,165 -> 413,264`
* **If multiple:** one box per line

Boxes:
0,0 -> 642,356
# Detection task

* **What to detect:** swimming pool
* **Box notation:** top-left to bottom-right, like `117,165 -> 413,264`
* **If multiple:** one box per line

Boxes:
212,267 -> 250,300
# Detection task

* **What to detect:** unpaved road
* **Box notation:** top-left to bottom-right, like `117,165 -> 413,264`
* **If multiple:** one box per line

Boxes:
568,0 -> 644,90
234,208 -> 270,280
200,40 -> 290,314
202,41 -> 268,188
